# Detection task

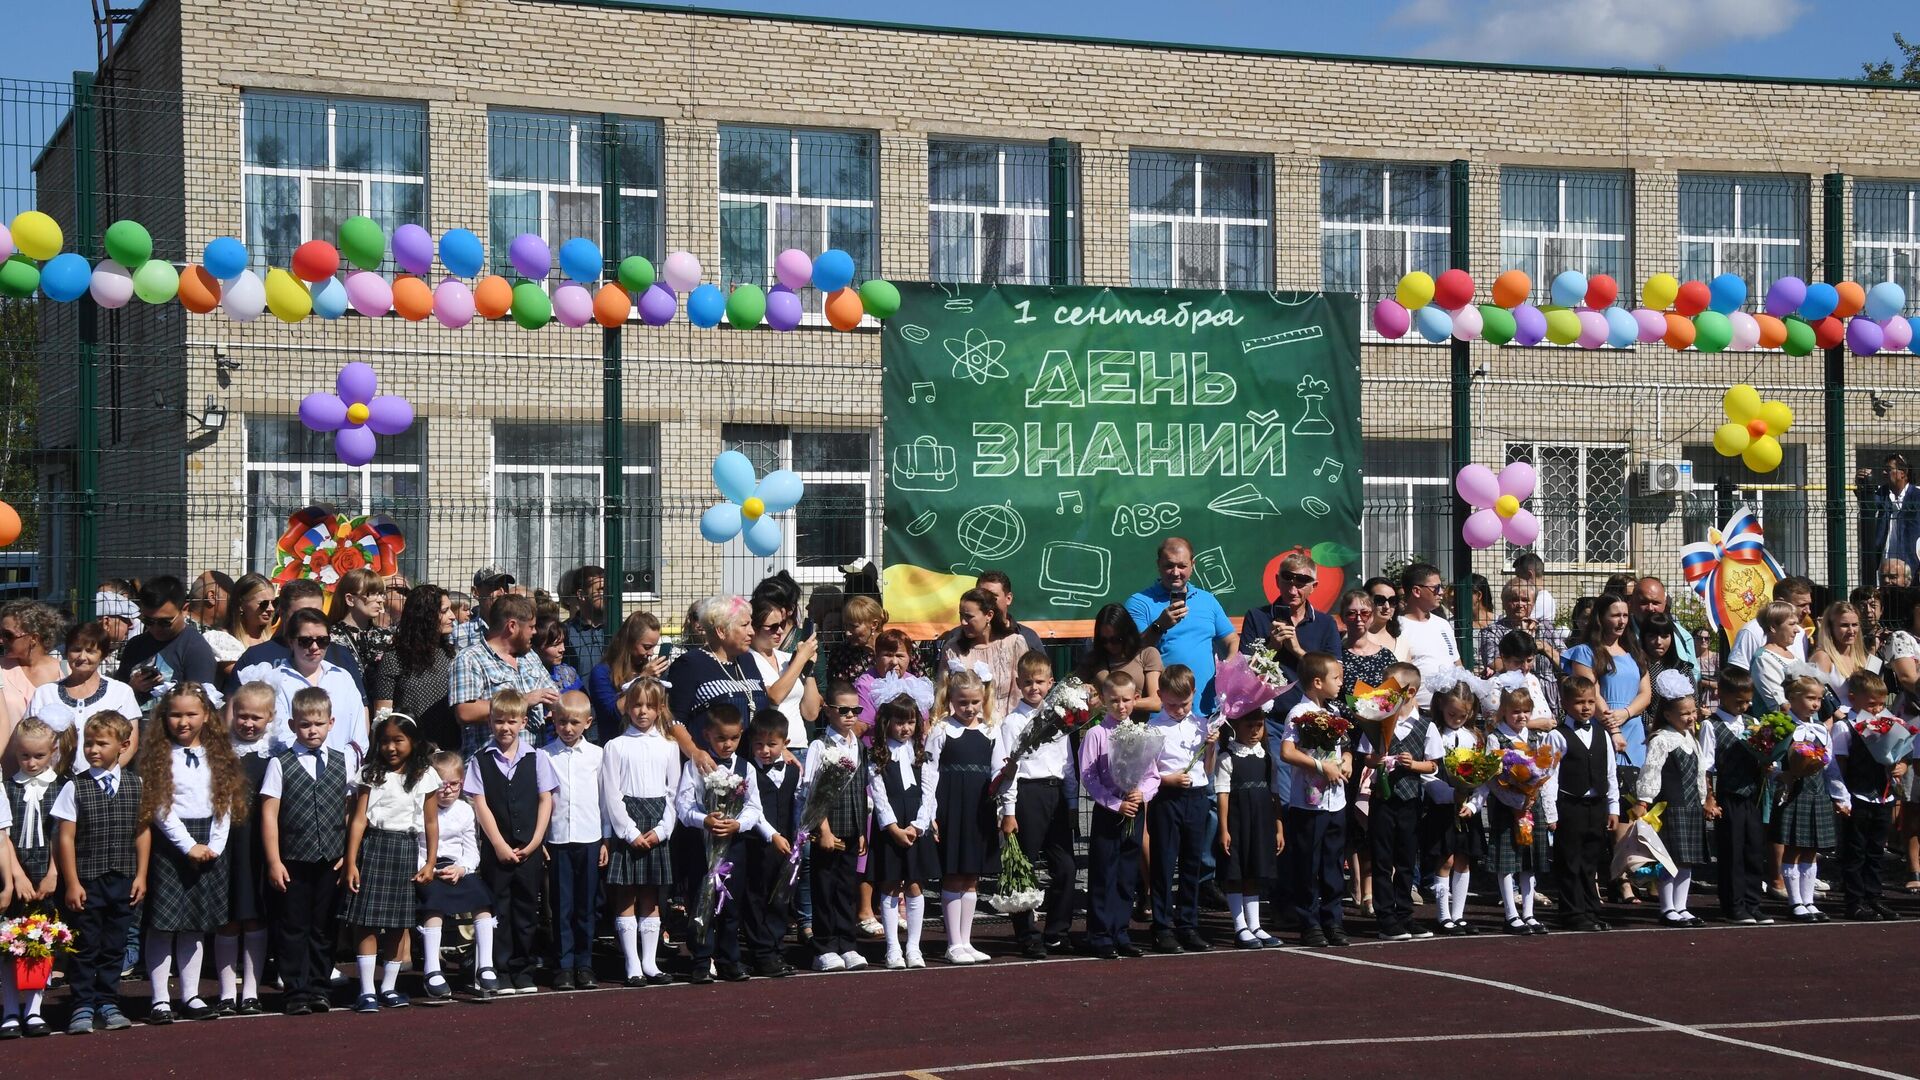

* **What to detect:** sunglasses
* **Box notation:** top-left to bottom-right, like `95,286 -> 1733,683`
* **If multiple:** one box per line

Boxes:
1281,572 -> 1317,588
294,635 -> 330,649
1371,594 -> 1395,606
829,705 -> 863,716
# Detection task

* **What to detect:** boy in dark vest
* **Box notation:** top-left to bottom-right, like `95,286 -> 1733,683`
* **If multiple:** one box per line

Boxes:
261,688 -> 358,1015
742,708 -> 800,977
1832,670 -> 1906,921
465,689 -> 558,994
1357,675 -> 1440,941
1700,668 -> 1770,925
1551,674 -> 1620,932
673,704 -> 765,983
53,711 -> 147,1035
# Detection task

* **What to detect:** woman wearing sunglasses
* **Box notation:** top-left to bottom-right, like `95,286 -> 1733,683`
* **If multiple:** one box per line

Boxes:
257,608 -> 369,758
208,574 -> 277,686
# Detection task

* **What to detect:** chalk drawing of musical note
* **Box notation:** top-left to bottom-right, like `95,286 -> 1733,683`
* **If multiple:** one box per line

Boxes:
1056,491 -> 1083,516
1313,457 -> 1344,482
909,381 -> 936,404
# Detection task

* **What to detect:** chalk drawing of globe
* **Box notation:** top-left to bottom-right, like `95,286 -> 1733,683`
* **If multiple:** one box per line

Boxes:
957,501 -> 1026,566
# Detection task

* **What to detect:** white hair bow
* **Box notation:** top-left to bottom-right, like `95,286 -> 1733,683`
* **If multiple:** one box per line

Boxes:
947,657 -> 995,684
1653,668 -> 1697,702
871,672 -> 935,714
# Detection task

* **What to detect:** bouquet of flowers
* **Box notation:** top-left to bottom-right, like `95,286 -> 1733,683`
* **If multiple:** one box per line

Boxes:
770,745 -> 859,910
1744,712 -> 1797,762
1785,738 -> 1831,780
983,839 -> 1044,915
1,912 -> 75,991
1439,745 -> 1498,797
1346,674 -> 1413,725
1494,740 -> 1559,848
1853,712 -> 1918,768
1291,710 -> 1351,755
690,766 -> 748,938
992,676 -> 1096,795
1214,646 -> 1292,721
1105,720 -> 1165,838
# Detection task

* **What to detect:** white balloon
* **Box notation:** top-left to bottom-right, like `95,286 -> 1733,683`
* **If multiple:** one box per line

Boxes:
1727,311 -> 1761,351
89,260 -> 135,309
221,268 -> 266,322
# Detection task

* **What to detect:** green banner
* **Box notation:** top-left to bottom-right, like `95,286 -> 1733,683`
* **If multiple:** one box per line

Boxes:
881,284 -> 1361,633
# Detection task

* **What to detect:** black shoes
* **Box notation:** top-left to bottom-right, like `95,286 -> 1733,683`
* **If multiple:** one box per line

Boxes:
1174,930 -> 1211,952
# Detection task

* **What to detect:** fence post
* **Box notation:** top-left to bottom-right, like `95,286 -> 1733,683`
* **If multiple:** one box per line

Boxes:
600,115 -> 625,629
1823,172 -> 1847,597
1048,138 -> 1071,286
1449,159 -> 1473,664
72,71 -> 99,619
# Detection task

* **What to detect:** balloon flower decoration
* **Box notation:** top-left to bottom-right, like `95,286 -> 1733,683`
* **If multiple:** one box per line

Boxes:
270,506 -> 407,592
298,362 -> 415,467
1711,384 -> 1793,473
1455,461 -> 1540,549
699,450 -> 805,558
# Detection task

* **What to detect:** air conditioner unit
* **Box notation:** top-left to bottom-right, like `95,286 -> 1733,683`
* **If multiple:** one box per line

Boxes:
1639,458 -> 1693,494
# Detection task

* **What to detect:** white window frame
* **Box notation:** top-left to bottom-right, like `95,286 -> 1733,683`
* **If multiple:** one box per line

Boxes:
1851,181 -> 1920,315
724,426 -> 880,587
1361,474 -> 1451,572
719,127 -> 876,326
241,418 -> 426,577
239,94 -> 427,274
1129,151 -> 1272,290
487,111 -> 660,295
1505,441 -> 1629,571
488,424 -> 658,601
1320,162 -> 1450,339
927,139 -> 1073,285
1677,173 -> 1805,295
1499,170 -> 1630,302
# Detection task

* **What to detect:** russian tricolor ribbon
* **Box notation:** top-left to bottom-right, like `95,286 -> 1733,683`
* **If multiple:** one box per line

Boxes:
1680,505 -> 1784,634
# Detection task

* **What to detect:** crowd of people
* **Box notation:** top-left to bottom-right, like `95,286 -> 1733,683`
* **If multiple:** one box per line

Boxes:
0,537 -> 1912,1037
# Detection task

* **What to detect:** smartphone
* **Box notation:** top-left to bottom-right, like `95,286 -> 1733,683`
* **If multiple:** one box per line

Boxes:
654,642 -> 676,663
1170,584 -> 1188,604
797,619 -> 817,678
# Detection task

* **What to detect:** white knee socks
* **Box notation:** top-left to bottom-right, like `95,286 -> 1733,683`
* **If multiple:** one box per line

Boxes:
473,915 -> 498,973
174,933 -> 206,1005
420,924 -> 444,976
1227,892 -> 1248,935
242,928 -> 266,1000
1675,868 -> 1694,913
904,895 -> 925,953
1519,873 -> 1536,919
615,916 -> 641,977
380,961 -> 401,994
1499,873 -> 1519,920
941,890 -> 967,950
880,894 -> 902,953
1431,877 -> 1451,920
146,931 -> 176,1005
1450,870 -> 1471,922
1244,897 -> 1264,936
1658,875 -> 1678,913
639,915 -> 663,977
355,954 -> 377,997
214,933 -> 239,1001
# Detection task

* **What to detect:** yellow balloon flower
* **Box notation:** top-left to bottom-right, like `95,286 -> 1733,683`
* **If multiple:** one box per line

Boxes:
1714,384 -> 1791,472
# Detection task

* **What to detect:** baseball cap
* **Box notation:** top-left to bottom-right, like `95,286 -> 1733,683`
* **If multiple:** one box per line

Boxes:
473,566 -> 516,590
94,591 -> 139,622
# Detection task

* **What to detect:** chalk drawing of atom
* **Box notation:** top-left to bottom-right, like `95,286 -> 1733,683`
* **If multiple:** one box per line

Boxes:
943,327 -> 1009,384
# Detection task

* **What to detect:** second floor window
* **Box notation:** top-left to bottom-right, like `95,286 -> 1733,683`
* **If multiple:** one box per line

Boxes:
1321,160 -> 1450,305
720,126 -> 876,308
241,92 -> 427,273
1678,173 -> 1807,304
1853,180 -> 1920,313
928,139 -> 1075,285
1499,167 -> 1630,303
1129,150 -> 1272,289
488,110 -> 663,282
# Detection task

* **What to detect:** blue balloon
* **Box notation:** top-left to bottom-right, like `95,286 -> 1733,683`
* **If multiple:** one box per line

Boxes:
1603,305 -> 1638,348
1866,281 -> 1907,323
1415,304 -> 1453,343
686,283 -> 726,328
1910,316 -> 1920,356
1549,270 -> 1588,308
1800,281 -> 1839,321
311,275 -> 348,319
1707,273 -> 1747,314
811,248 -> 855,292
203,237 -> 248,280
39,252 -> 92,302
439,229 -> 485,278
712,449 -> 758,503
558,237 -> 602,283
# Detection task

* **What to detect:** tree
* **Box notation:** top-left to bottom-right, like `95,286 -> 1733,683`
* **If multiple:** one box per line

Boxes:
1862,32 -> 1920,83
0,300 -> 38,548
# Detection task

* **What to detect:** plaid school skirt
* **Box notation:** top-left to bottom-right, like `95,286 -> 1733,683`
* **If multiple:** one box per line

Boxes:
146,817 -> 231,933
344,827 -> 420,929
1775,775 -> 1838,851
605,797 -> 674,887
1658,800 -> 1709,867
1485,801 -> 1551,876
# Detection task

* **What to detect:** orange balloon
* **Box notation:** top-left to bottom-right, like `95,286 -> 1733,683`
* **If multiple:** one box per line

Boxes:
178,265 -> 221,314
1833,280 -> 1865,319
392,275 -> 433,321
473,275 -> 513,319
824,287 -> 864,331
593,283 -> 631,328
1663,312 -> 1696,350
1753,313 -> 1787,349
1491,270 -> 1531,309
0,500 -> 18,547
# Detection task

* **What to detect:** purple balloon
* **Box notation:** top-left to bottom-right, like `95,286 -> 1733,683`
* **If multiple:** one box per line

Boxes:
335,426 -> 377,468
336,362 -> 378,405
1847,316 -> 1884,356
638,284 -> 676,326
766,287 -> 803,331
509,233 -> 551,281
1632,307 -> 1667,343
365,395 -> 414,436
393,224 -> 435,276
299,392 -> 347,432
1575,308 -> 1608,349
1763,275 -> 1807,318
1462,508 -> 1504,550
553,283 -> 594,328
1512,304 -> 1547,346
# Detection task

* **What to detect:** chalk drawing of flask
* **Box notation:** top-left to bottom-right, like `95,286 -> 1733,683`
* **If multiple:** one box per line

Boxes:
1293,375 -> 1334,436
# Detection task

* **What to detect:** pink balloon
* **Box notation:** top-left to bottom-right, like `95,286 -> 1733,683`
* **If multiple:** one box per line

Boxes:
1576,308 -> 1608,349
1463,508 -> 1504,549
1497,461 -> 1536,501
1503,508 -> 1541,547
774,248 -> 813,291
662,251 -> 702,293
1451,303 -> 1483,341
344,270 -> 391,318
1372,298 -> 1410,339
1727,311 -> 1760,351
552,283 -> 594,327
433,278 -> 475,328
1456,463 -> 1499,508
0,222 -> 12,260
1886,315 -> 1915,352
1632,307 -> 1666,343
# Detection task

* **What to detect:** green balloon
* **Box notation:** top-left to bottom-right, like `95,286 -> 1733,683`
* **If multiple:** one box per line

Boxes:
0,255 -> 39,299
1543,305 -> 1581,346
617,255 -> 655,293
1692,310 -> 1732,353
511,281 -> 552,329
725,283 -> 766,329
1478,304 -> 1516,345
103,220 -> 153,267
338,215 -> 386,271
1782,316 -> 1816,357
132,259 -> 180,303
858,279 -> 901,319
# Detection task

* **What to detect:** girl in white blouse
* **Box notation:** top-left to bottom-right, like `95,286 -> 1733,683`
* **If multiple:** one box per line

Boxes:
599,677 -> 682,986
1632,672 -> 1712,927
415,750 -> 493,1001
342,713 -> 439,1014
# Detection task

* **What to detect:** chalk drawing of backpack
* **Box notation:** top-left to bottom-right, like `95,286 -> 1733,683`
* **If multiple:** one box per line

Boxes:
890,435 -> 958,492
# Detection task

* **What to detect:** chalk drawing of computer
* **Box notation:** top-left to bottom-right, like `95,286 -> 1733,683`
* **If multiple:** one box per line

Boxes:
1038,541 -> 1111,609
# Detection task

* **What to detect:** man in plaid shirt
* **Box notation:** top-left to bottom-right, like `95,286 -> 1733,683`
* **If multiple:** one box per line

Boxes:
450,593 -> 559,756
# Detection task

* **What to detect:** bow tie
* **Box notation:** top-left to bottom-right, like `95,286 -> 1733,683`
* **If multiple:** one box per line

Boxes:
183,749 -> 200,767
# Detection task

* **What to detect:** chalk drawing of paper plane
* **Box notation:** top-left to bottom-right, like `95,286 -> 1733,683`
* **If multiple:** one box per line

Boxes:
1240,325 -> 1325,354
1208,483 -> 1282,521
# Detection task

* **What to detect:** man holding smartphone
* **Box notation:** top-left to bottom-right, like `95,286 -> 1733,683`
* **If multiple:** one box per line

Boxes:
1126,537 -> 1237,711
118,576 -> 218,703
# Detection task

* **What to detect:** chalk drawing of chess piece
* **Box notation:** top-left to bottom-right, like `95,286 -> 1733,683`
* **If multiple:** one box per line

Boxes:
1293,375 -> 1335,436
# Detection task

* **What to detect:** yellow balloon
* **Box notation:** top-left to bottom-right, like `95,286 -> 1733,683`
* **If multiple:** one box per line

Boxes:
1544,306 -> 1581,345
1758,400 -> 1793,437
1494,494 -> 1520,519
1713,422 -> 1753,457
1396,271 -> 1435,310
1723,384 -> 1762,425
10,210 -> 63,261
264,267 -> 311,323
1742,435 -> 1783,473
1644,272 -> 1679,311
742,496 -> 765,521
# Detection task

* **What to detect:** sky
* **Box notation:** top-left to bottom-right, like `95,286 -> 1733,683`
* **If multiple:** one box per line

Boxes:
4,0 -> 1912,85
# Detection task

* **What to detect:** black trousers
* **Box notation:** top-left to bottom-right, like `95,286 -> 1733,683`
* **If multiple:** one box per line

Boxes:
1282,806 -> 1345,930
1713,794 -> 1768,918
1841,799 -> 1893,907
1369,797 -> 1421,930
1553,798 -> 1610,922
1010,780 -> 1076,944
272,858 -> 341,1000
739,838 -> 791,965
808,843 -> 859,955
1147,786 -> 1211,933
479,848 -> 546,977
547,842 -> 599,970
1086,804 -> 1143,946
687,838 -> 745,967
70,872 -> 135,1009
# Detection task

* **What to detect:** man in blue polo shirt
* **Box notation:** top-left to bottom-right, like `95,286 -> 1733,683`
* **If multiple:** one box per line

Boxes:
1241,551 -> 1343,727
1126,537 -> 1237,712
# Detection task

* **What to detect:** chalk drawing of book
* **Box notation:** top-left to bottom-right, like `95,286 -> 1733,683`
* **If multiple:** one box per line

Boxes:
1039,541 -> 1111,609
890,435 -> 958,492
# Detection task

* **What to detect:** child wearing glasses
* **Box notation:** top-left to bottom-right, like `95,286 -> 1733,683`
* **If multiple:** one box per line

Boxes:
261,609 -> 369,759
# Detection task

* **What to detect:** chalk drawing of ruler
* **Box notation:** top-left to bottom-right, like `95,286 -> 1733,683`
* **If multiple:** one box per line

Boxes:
1241,325 -> 1326,354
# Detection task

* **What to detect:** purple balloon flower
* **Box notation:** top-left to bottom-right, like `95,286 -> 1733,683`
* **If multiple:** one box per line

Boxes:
298,362 -> 414,467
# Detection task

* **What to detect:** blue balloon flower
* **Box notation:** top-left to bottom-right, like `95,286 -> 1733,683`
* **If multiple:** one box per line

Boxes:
699,450 -> 805,557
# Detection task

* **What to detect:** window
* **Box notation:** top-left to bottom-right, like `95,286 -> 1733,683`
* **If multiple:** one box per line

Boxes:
1678,173 -> 1807,304
1129,150 -> 1271,289
719,126 -> 876,311
1505,442 -> 1628,567
241,93 -> 427,273
491,423 -> 659,596
928,139 -> 1076,285
1321,160 -> 1450,306
244,418 -> 427,581
1852,181 -> 1920,313
1499,168 -> 1630,302
721,424 -> 877,584
1361,439 -> 1454,581
1683,442 -> 1808,575
488,110 -> 663,283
